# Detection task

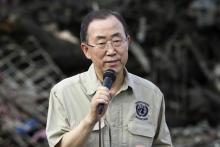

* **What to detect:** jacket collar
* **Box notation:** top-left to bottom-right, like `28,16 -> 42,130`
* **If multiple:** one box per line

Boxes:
83,64 -> 102,95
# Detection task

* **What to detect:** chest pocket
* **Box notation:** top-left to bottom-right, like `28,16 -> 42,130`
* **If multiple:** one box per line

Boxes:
127,121 -> 155,147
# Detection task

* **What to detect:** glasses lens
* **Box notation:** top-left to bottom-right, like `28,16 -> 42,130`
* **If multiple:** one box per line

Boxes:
92,38 -> 127,49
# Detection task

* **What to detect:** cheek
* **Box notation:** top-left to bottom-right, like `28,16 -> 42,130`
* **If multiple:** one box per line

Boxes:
120,49 -> 128,64
123,53 -> 128,64
91,51 -> 105,63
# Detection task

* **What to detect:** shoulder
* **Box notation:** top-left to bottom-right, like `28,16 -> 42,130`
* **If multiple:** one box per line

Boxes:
52,75 -> 79,90
50,71 -> 88,97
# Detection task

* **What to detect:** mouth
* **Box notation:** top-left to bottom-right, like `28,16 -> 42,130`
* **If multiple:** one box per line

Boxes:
105,60 -> 120,67
106,60 -> 118,63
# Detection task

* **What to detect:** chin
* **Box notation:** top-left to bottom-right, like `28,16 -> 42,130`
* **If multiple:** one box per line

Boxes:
104,64 -> 124,73
111,67 -> 123,74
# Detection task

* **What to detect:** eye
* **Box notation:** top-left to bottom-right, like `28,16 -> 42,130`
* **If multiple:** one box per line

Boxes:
97,42 -> 106,45
113,40 -> 122,43
96,42 -> 107,48
97,40 -> 107,45
113,39 -> 122,46
112,36 -> 123,42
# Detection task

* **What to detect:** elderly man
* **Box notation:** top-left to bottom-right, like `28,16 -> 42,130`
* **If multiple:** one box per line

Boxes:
46,9 -> 173,147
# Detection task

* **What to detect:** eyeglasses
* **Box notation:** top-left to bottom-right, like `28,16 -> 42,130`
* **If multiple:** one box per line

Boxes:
86,37 -> 128,49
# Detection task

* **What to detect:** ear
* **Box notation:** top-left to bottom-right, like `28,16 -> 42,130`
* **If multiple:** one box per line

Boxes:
81,43 -> 91,59
127,35 -> 131,44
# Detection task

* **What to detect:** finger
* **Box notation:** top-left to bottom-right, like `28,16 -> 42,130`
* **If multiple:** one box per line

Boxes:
96,98 -> 106,104
97,92 -> 110,98
98,86 -> 109,90
96,96 -> 110,104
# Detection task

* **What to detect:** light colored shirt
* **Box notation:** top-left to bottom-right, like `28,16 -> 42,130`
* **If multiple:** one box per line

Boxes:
46,64 -> 173,147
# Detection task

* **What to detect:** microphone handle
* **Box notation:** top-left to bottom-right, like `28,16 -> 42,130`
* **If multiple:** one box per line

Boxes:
97,104 -> 105,115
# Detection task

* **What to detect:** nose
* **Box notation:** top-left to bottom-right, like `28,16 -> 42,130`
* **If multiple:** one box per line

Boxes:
106,42 -> 116,56
105,41 -> 114,48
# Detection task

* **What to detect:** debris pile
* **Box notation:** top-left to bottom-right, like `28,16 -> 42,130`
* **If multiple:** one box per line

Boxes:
0,0 -> 220,146
172,121 -> 220,147
0,37 -> 64,146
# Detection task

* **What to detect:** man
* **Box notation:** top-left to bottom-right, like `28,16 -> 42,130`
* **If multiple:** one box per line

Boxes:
46,9 -> 173,147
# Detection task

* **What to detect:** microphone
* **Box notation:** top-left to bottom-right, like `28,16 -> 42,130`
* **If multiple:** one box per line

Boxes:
97,69 -> 116,114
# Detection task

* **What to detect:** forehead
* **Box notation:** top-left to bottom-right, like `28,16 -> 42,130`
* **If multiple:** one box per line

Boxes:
87,15 -> 126,39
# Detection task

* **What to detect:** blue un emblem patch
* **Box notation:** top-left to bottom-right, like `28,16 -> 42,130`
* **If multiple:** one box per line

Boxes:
135,101 -> 149,120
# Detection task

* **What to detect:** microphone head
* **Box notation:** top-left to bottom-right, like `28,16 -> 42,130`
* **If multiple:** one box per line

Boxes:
103,69 -> 116,82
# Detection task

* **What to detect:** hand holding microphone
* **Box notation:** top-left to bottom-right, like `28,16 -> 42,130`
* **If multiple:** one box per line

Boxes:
97,69 -> 116,114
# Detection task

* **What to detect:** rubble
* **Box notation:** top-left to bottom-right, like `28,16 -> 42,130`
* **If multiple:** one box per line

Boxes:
172,121 -> 220,147
0,37 -> 64,146
0,0 -> 220,146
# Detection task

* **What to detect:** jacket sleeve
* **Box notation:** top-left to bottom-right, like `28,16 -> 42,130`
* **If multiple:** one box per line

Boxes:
46,87 -> 70,147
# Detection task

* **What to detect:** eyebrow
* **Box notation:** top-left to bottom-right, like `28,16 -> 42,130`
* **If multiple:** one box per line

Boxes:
95,35 -> 106,40
111,33 -> 123,38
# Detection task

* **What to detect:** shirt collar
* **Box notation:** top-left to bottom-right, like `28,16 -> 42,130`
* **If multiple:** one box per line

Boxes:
84,64 -> 102,95
116,68 -> 135,94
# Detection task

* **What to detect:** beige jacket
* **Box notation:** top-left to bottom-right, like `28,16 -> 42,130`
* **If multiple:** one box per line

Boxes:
46,64 -> 173,147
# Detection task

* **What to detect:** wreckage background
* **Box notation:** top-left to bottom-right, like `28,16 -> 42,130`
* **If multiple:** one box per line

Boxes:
0,0 -> 220,146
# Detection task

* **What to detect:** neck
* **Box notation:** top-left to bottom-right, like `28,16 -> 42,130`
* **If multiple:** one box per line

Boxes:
110,70 -> 124,96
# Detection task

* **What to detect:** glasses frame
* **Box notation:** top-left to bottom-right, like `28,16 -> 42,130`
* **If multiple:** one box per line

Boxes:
86,37 -> 128,49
